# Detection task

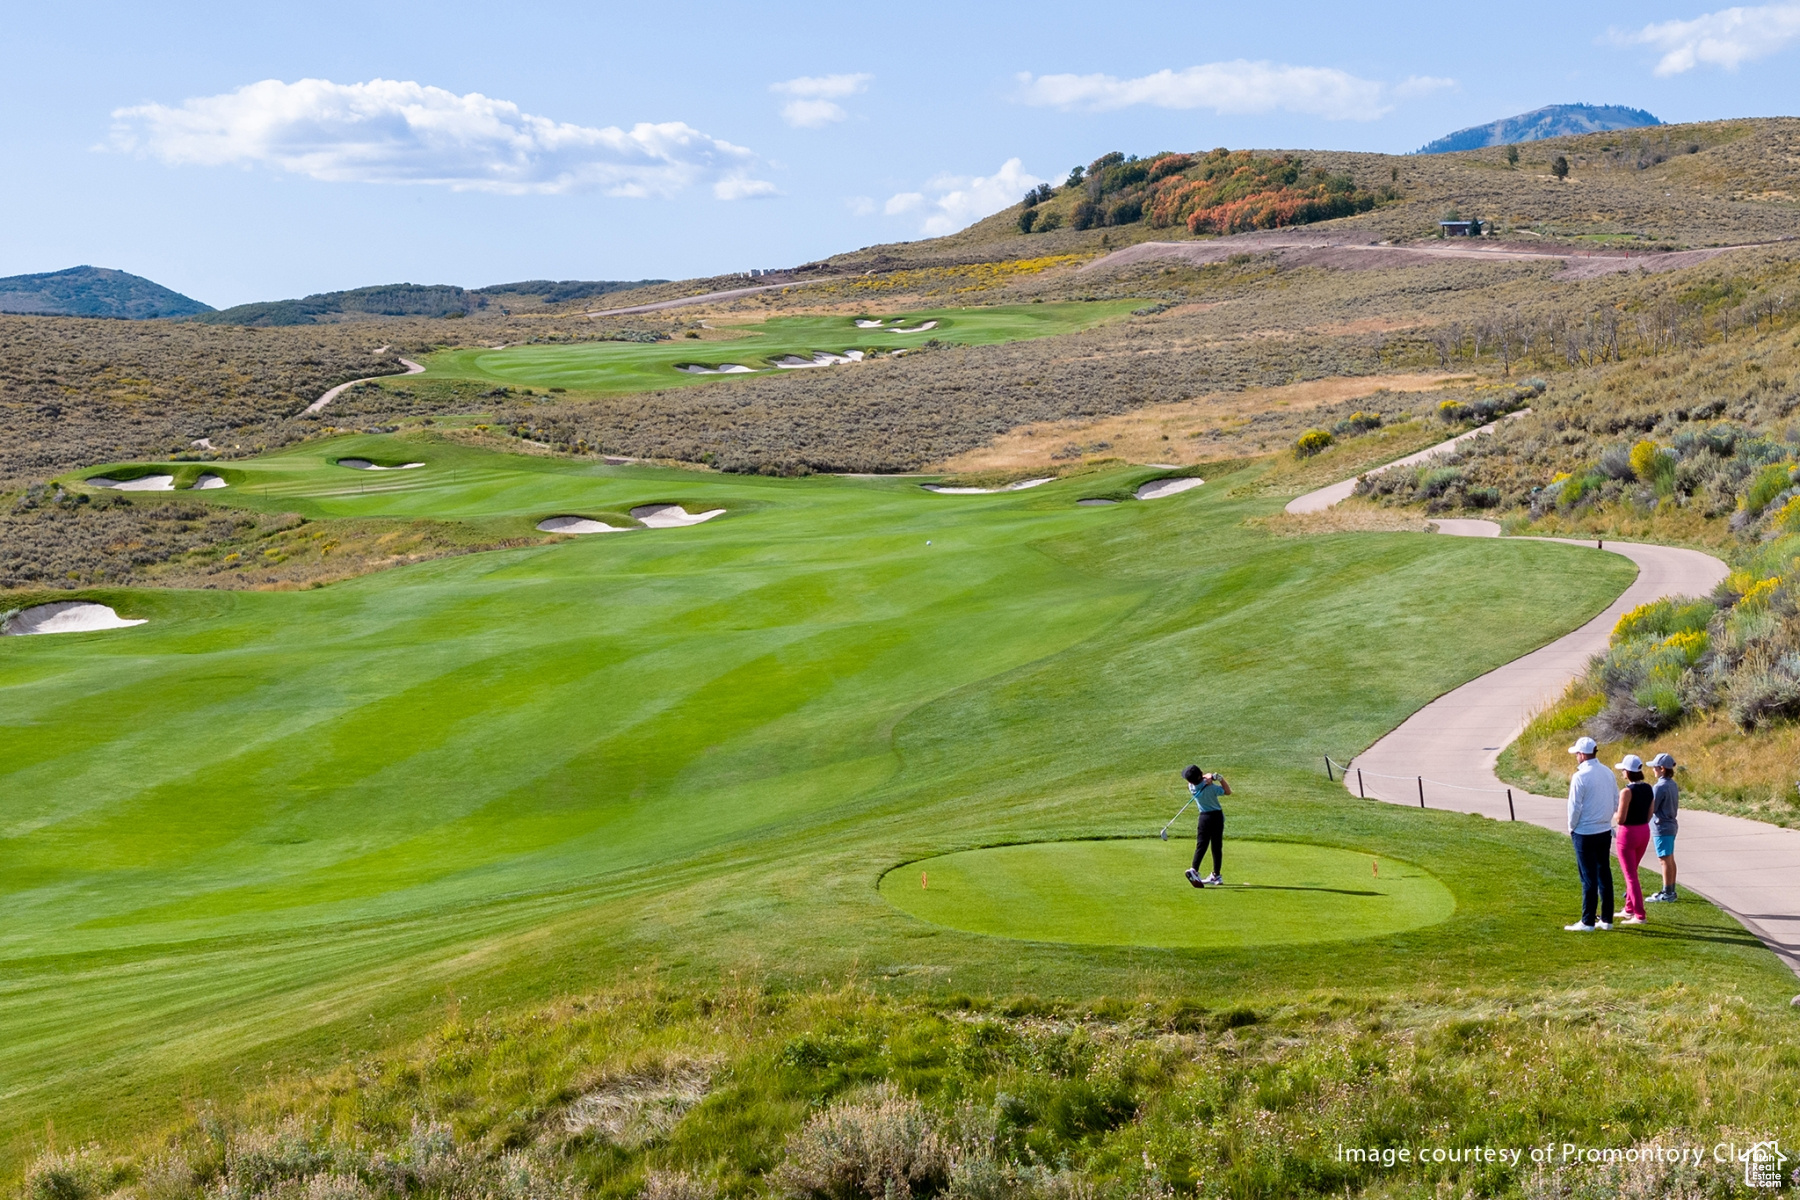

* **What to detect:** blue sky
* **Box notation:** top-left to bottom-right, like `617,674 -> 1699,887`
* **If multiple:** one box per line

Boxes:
3,0 -> 1797,307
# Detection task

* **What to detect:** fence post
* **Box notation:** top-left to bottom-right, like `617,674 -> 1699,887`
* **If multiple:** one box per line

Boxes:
1325,756 -> 1334,782
1357,769 -> 1365,799
1507,789 -> 1516,821
1417,776 -> 1426,808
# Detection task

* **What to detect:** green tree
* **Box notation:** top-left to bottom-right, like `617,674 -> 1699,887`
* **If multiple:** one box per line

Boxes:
1506,145 -> 1520,167
1017,208 -> 1038,234
1065,165 -> 1085,188
1551,155 -> 1569,181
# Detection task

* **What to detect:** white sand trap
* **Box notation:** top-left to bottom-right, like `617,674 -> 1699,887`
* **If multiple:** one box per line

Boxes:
923,477 -> 1053,495
1136,477 -> 1205,501
676,363 -> 757,375
190,474 -> 228,489
337,458 -> 424,471
537,516 -> 627,534
891,321 -> 938,333
630,504 -> 726,528
855,319 -> 885,328
773,350 -> 866,369
3,601 -> 146,636
87,474 -> 175,491
1077,498 -> 1119,506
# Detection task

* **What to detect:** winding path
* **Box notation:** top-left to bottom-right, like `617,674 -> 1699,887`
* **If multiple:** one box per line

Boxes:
304,355 -> 425,416
1291,444 -> 1800,979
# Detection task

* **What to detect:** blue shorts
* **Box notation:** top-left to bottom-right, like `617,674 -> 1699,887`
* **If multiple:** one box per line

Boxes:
1653,834 -> 1676,858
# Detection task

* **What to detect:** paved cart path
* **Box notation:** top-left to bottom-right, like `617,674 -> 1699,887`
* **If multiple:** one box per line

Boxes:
1290,459 -> 1800,979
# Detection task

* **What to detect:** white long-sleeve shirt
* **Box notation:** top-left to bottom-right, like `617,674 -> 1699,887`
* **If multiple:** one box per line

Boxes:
1567,758 -> 1617,835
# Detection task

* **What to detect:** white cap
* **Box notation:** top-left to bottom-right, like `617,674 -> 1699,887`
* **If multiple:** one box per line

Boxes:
1615,753 -> 1644,772
1650,753 -> 1677,769
1568,736 -> 1598,755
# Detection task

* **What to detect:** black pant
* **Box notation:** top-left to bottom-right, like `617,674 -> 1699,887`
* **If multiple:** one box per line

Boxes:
1572,831 -> 1615,926
1193,810 -> 1223,875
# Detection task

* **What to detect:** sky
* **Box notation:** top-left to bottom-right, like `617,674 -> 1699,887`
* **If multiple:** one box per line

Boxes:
3,0 -> 1798,307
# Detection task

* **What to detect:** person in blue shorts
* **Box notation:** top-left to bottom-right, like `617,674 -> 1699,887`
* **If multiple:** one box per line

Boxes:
1646,752 -> 1680,902
1181,764 -> 1232,888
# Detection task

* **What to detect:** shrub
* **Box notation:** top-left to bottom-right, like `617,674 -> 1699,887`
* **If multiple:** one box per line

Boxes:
1333,411 -> 1383,435
774,1086 -> 952,1200
24,1149 -> 123,1200
1034,211 -> 1063,233
1436,399 -> 1470,423
1743,462 -> 1795,514
1598,444 -> 1636,481
1613,597 -> 1715,641
1016,209 -> 1038,234
1070,202 -> 1101,232
1629,439 -> 1675,487
1293,429 -> 1334,458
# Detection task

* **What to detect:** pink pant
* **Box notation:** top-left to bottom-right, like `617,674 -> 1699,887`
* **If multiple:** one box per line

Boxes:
1616,824 -> 1652,919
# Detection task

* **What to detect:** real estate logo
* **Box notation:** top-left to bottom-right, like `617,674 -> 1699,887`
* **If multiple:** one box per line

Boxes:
1739,1140 -> 1788,1190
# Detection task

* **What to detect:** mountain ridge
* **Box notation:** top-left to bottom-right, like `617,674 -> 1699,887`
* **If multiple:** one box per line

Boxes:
1417,103 -> 1662,154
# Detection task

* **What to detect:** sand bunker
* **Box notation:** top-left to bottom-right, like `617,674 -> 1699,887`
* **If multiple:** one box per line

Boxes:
191,474 -> 228,490
773,350 -> 866,369
3,601 -> 146,636
923,477 -> 1053,495
87,474 -> 174,491
337,459 -> 424,471
1136,477 -> 1205,500
538,516 -> 627,534
891,321 -> 937,334
1077,498 -> 1119,506
676,363 -> 757,375
630,504 -> 726,528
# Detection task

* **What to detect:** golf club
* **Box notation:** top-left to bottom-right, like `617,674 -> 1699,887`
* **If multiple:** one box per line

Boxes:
1159,792 -> 1194,840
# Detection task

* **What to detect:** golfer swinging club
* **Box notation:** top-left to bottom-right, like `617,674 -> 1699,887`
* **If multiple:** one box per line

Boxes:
1181,764 -> 1231,888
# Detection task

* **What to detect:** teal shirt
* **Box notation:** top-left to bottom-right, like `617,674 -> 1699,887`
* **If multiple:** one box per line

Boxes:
1190,781 -> 1225,813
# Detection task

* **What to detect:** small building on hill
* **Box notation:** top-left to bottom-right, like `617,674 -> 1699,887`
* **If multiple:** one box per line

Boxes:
1439,219 -> 1480,237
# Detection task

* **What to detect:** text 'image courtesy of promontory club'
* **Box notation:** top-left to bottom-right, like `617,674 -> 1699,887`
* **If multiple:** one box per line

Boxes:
5,4 -> 1800,1197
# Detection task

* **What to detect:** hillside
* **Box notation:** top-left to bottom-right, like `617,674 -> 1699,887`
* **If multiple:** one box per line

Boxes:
199,278 -> 666,325
1417,103 -> 1663,154
0,265 -> 211,319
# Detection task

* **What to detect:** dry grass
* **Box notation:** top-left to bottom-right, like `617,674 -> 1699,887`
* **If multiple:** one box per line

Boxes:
936,372 -> 1471,472
1499,680 -> 1800,828
1252,503 -> 1440,537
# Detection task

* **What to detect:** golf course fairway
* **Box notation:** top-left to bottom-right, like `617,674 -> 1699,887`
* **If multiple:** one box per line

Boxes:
6,432 -> 1795,1158
414,302 -> 1138,395
881,839 -> 1455,947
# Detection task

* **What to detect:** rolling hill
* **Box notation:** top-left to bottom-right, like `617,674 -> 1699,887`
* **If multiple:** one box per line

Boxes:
198,278 -> 667,325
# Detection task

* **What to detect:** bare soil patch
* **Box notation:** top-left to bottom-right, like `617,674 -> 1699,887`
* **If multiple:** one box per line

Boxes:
936,372 -> 1472,473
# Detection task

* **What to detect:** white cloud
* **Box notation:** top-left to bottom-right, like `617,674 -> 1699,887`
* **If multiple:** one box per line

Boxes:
847,195 -> 877,216
1613,3 -> 1800,74
770,73 -> 872,127
109,77 -> 772,198
879,159 -> 1046,237
1015,60 -> 1452,121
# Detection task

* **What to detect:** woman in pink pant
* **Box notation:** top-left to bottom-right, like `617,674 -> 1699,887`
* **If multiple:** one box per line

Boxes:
1612,754 -> 1655,923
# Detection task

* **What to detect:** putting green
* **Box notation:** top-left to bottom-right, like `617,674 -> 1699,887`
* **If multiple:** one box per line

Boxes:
881,839 -> 1456,948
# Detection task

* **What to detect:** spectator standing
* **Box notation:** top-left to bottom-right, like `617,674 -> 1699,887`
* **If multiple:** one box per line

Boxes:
1565,736 -> 1616,931
1612,754 -> 1654,924
1646,753 -> 1680,902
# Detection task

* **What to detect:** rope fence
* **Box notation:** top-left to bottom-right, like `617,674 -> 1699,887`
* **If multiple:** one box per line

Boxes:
1323,756 -> 1519,821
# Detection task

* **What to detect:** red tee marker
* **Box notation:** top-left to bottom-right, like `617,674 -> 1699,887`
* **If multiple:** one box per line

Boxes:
921,871 -> 928,890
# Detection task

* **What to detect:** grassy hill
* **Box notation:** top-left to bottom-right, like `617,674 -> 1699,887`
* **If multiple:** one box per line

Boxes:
0,265 -> 211,319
